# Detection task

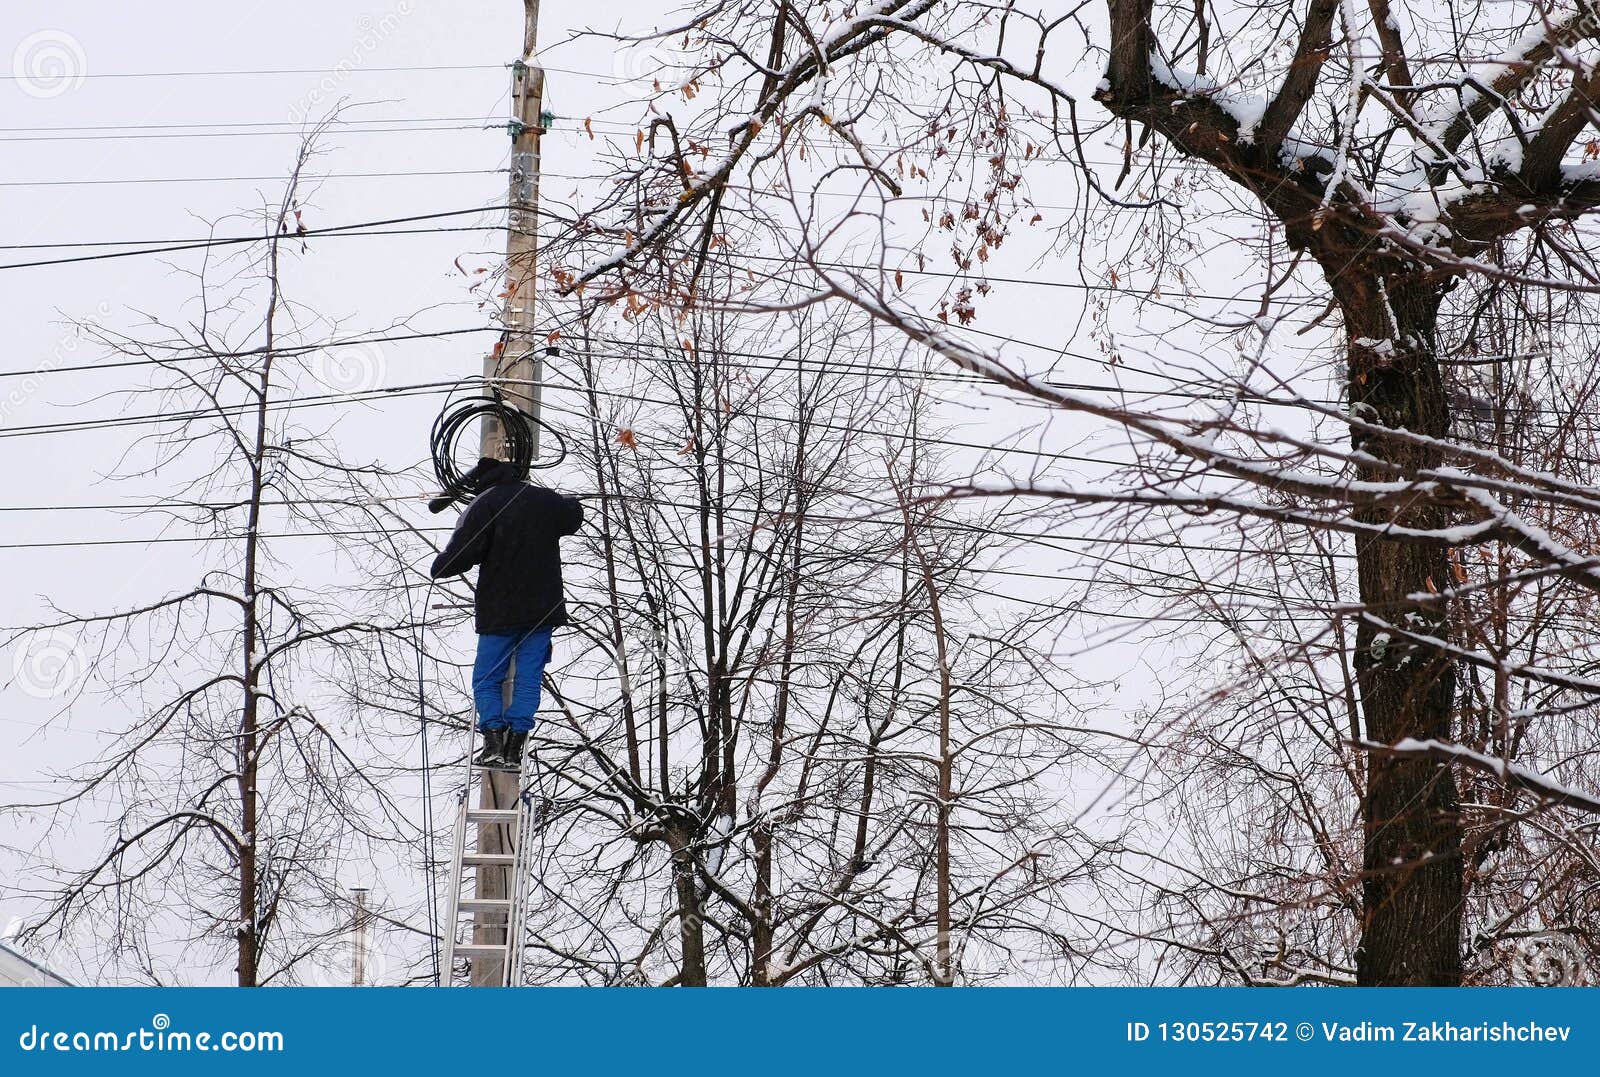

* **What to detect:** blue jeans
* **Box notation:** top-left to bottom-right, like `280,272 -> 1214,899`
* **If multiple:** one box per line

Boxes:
472,629 -> 553,732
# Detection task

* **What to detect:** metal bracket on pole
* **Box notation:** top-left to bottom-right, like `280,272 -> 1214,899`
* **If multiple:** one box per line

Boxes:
511,152 -> 537,204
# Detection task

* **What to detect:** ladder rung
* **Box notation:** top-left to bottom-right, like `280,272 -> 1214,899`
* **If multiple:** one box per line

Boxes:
466,808 -> 521,823
453,944 -> 510,958
458,898 -> 512,912
462,853 -> 516,867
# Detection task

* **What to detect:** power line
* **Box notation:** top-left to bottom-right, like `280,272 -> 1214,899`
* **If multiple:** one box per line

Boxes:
0,168 -> 504,191
0,115 -> 496,135
730,247 -> 1320,306
0,123 -> 493,144
5,341 -> 1248,488
0,325 -> 497,380
0,523 -> 1325,620
0,367 -> 1152,479
2,523 -> 1509,633
0,206 -> 508,271
581,333 -> 1326,408
0,64 -> 501,81
0,275 -> 1561,422
0,379 -> 463,440
4,194 -> 1589,351
0,61 -> 624,83
0,221 -> 507,270
0,372 -> 1361,575
0,525 -> 1150,591
0,207 -> 1291,306
6,329 -> 1590,467
0,317 -> 1332,430
7,507 -> 1585,631
0,490 -> 1340,559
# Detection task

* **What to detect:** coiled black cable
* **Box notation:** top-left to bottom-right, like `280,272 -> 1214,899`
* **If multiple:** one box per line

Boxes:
431,395 -> 533,487
428,389 -> 568,512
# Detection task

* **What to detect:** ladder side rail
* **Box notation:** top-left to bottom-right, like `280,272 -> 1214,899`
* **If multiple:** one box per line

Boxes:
506,759 -> 536,985
439,787 -> 471,985
441,718 -> 484,986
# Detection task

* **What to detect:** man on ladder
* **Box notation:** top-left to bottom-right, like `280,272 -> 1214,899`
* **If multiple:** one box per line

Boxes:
430,456 -> 583,770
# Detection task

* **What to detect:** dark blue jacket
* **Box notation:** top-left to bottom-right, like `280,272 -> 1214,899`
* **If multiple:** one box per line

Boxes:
429,462 -> 583,634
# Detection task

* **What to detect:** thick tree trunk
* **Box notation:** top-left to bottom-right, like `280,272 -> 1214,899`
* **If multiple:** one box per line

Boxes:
1096,2 -> 1468,982
670,836 -> 708,986
752,823 -> 775,985
1334,270 -> 1463,985
237,680 -> 259,987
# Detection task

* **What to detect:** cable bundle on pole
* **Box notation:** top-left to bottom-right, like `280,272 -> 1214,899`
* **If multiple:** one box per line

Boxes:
431,396 -> 533,487
428,388 -> 567,513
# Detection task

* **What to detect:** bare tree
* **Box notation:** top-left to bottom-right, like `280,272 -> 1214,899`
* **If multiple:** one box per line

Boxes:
424,279 -> 1111,985
543,0 -> 1600,985
2,135 -> 431,986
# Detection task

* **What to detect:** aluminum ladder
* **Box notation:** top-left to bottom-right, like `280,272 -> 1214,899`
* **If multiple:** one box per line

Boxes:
438,740 -> 535,986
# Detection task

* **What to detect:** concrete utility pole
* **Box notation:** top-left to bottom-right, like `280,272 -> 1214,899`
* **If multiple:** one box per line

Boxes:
470,0 -> 544,988
482,0 -> 545,462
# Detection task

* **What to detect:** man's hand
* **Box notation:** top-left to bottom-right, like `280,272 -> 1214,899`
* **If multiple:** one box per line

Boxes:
429,457 -> 502,514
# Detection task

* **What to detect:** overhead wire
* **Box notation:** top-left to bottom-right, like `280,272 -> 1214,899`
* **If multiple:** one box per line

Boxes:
1,78 -> 1586,581
17,354 -> 1572,635
0,365 -> 1205,487
0,313 -> 1562,434
0,206 -> 512,271
5,196 -> 1593,351
0,524 -> 1342,624
0,123 -> 498,144
0,61 -> 622,83
9,517 -> 1576,633
0,492 -> 1354,564
0,168 -> 505,192
6,334 -> 1595,474
0,114 -> 498,134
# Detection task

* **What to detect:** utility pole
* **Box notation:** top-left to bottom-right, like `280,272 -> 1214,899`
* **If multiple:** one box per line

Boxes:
470,0 -> 544,988
483,0 -> 545,462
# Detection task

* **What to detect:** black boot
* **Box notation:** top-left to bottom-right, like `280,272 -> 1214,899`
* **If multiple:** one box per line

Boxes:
498,730 -> 529,771
473,727 -> 507,768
